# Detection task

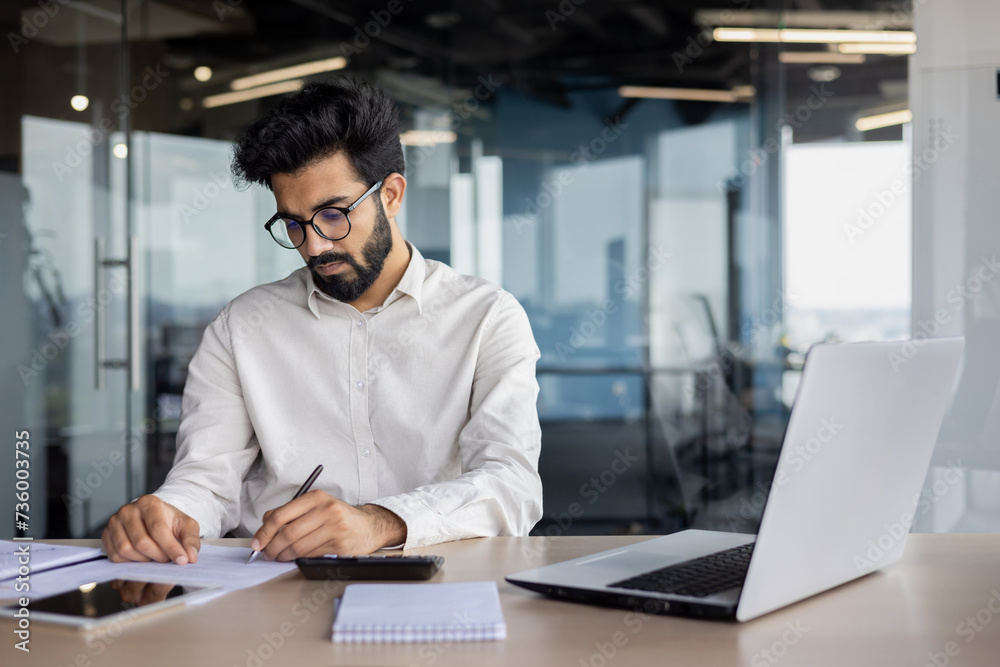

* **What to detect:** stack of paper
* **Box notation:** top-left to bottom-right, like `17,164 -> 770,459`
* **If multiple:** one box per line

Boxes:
0,544 -> 297,603
0,541 -> 103,580
332,581 -> 507,643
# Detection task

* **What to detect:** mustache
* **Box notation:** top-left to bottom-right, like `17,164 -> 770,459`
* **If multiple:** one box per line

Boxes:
308,251 -> 355,270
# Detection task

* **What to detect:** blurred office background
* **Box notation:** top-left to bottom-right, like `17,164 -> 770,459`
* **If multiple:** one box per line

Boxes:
1,0 -> 997,539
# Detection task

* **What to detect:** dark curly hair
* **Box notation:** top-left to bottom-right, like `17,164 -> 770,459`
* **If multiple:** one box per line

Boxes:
230,77 -> 404,191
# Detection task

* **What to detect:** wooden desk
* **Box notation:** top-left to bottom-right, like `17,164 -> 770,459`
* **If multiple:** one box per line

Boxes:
2,535 -> 999,666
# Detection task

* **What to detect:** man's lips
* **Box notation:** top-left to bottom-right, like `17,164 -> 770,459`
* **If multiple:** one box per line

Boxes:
315,261 -> 345,276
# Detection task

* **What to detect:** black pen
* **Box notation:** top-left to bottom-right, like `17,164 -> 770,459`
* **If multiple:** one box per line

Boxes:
246,464 -> 324,564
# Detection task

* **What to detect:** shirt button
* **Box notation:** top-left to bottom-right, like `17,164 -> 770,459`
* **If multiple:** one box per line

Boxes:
362,449 -> 371,457
356,381 -> 364,389
355,320 -> 363,327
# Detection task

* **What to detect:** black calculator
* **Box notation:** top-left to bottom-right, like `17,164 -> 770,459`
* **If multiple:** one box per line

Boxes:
294,554 -> 444,580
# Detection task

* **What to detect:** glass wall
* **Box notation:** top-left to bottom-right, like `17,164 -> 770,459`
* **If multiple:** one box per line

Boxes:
1,0 -> 989,539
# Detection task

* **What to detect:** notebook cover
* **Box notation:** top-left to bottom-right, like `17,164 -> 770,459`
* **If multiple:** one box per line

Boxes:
331,581 -> 507,643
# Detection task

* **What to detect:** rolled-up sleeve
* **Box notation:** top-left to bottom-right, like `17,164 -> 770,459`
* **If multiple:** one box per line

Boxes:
153,305 -> 259,538
371,292 -> 543,549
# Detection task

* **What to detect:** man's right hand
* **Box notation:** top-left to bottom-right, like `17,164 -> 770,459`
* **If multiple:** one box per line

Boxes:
101,495 -> 201,565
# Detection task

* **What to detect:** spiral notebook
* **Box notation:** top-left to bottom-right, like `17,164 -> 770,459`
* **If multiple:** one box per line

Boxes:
331,581 -> 507,643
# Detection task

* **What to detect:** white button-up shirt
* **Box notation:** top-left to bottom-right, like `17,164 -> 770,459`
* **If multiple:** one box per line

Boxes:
154,244 -> 543,549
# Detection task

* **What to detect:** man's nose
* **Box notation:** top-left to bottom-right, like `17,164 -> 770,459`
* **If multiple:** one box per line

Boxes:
302,223 -> 335,257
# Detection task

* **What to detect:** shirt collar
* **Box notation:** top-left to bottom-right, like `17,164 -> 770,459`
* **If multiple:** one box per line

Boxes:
304,241 -> 426,318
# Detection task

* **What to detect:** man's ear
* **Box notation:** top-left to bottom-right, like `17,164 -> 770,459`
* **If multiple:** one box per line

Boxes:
380,173 -> 406,218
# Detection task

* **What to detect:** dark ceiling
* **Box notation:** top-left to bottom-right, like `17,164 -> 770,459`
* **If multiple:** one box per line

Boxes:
1,0 -> 910,144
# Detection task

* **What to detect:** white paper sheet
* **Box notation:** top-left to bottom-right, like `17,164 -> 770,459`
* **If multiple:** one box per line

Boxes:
0,544 -> 297,604
0,540 -> 104,580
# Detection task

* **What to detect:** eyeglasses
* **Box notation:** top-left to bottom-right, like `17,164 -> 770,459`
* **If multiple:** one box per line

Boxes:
264,180 -> 383,249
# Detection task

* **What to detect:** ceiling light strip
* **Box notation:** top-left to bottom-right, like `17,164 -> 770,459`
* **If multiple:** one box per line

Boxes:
203,80 -> 306,108
856,109 -> 913,132
714,27 -> 915,44
230,57 -> 348,91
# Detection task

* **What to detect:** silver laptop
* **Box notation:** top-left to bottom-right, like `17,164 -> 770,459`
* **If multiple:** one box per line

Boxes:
507,338 -> 964,621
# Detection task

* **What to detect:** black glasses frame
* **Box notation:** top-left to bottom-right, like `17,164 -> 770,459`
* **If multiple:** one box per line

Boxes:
264,180 -> 383,249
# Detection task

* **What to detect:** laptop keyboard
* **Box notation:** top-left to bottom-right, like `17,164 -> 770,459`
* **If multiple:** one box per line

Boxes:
608,542 -> 755,598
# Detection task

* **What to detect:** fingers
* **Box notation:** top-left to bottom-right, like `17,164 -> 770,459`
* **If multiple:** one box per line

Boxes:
145,509 -> 191,565
119,500 -> 172,563
102,496 -> 201,565
268,505 -> 334,561
142,583 -> 175,605
179,519 -> 201,564
103,510 -> 152,563
252,490 -> 325,554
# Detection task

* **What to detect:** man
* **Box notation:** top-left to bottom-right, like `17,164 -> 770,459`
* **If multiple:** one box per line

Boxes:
102,78 -> 542,564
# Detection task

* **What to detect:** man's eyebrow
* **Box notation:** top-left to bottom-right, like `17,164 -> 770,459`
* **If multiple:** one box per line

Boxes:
276,194 -> 350,219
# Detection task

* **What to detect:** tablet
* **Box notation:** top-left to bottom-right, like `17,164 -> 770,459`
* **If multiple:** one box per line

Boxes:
0,579 -> 221,630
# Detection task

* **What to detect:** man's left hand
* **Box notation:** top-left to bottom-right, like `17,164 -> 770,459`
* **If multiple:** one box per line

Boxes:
250,490 -> 407,561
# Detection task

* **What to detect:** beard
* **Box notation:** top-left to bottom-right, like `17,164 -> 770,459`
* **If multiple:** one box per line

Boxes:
307,198 -> 394,303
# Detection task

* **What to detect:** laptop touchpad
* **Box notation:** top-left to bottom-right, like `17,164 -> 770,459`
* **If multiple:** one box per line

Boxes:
576,551 -> 681,572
